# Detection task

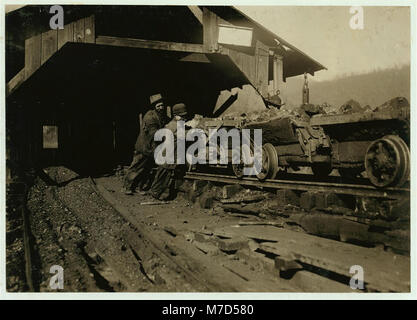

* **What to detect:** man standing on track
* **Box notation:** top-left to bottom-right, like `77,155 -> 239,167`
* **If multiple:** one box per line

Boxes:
122,93 -> 169,195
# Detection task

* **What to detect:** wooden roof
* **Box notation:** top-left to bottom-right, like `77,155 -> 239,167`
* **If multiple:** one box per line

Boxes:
206,6 -> 326,77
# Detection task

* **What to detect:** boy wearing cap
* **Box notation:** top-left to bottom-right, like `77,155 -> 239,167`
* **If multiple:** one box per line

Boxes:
150,103 -> 189,200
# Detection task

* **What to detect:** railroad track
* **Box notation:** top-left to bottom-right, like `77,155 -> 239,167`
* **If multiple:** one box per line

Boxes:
184,172 -> 409,199
90,176 -> 410,292
89,177 -> 281,291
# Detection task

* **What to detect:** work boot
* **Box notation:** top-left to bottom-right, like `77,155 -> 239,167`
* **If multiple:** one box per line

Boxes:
158,189 -> 171,201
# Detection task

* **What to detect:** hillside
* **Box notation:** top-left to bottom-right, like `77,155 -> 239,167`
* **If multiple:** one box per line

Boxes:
284,65 -> 410,108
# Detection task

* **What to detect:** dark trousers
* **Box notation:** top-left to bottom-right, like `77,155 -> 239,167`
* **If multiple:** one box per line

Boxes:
123,153 -> 154,191
150,164 -> 187,200
150,166 -> 175,200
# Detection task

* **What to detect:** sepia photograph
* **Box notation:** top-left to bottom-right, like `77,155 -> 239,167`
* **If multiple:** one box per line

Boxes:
3,2 -> 413,295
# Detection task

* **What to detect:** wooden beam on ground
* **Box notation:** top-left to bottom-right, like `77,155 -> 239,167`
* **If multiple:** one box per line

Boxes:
96,36 -> 205,53
211,224 -> 410,292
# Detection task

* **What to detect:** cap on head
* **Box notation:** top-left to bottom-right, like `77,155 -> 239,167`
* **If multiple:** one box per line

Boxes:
150,93 -> 163,106
172,103 -> 188,116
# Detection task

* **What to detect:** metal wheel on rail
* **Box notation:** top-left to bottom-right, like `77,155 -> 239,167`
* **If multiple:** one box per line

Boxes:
232,137 -> 256,179
232,162 -> 245,179
365,135 -> 410,188
256,143 -> 279,181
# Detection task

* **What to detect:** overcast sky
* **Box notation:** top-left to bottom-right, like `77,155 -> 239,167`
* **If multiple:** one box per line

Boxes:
238,6 -> 410,81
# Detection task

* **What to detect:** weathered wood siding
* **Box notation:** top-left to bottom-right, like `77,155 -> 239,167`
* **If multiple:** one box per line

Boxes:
24,15 -> 95,81
202,7 -> 273,97
41,29 -> 58,65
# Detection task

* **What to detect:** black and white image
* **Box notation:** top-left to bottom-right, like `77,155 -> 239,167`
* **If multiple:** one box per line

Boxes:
4,3 -> 412,293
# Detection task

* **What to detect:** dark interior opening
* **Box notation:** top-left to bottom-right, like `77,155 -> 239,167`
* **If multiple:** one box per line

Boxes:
7,42 -> 249,176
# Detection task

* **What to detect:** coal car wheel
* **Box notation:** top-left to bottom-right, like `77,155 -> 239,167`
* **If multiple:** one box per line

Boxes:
256,143 -> 278,181
365,135 -> 410,188
387,135 -> 410,187
232,163 -> 244,179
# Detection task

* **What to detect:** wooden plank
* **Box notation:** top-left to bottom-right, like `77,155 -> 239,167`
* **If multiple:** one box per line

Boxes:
6,68 -> 25,97
210,224 -> 410,292
58,21 -> 74,49
202,7 -> 218,52
255,40 -> 269,96
41,29 -> 58,65
273,55 -> 284,93
310,107 -> 410,126
227,48 -> 256,84
84,15 -> 95,43
24,34 -> 41,79
96,36 -> 205,53
73,18 -> 85,42
188,6 -> 203,24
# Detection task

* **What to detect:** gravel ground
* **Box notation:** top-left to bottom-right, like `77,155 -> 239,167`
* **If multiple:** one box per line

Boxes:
7,165 -> 409,292
14,166 -> 207,291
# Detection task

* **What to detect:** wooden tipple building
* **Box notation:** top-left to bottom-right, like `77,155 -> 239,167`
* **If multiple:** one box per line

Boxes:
6,5 -> 325,175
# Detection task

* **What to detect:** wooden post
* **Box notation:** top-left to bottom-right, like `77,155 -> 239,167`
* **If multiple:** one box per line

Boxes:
273,54 -> 284,94
255,40 -> 269,96
203,7 -> 219,52
84,15 -> 95,43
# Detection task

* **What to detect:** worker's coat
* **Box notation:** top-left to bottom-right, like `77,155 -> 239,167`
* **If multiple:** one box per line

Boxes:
134,109 -> 167,156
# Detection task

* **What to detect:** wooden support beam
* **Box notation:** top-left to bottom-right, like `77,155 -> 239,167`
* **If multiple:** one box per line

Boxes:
255,40 -> 269,97
24,34 -> 41,79
187,6 -> 203,24
202,7 -> 219,52
84,15 -> 95,43
96,36 -> 205,53
6,68 -> 25,97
